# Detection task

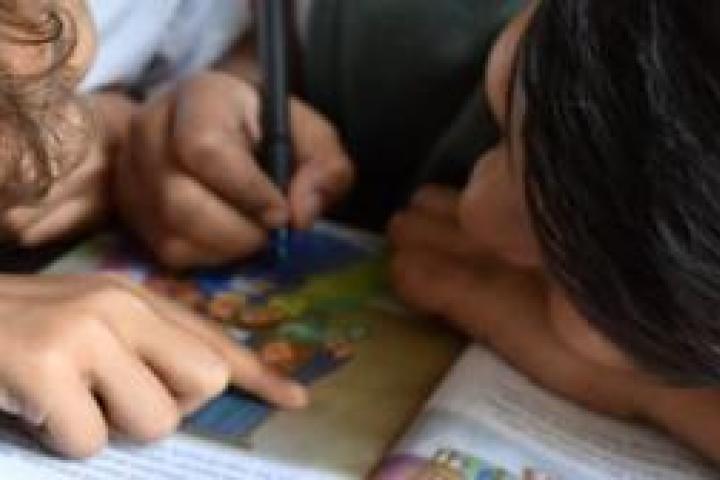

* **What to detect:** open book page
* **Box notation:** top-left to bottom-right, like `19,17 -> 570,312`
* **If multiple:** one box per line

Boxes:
0,420 -> 338,480
0,224 -> 461,479
376,346 -> 717,480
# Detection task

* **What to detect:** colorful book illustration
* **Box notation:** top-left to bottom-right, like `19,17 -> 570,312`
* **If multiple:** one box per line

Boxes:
41,224 -> 463,477
0,224 -> 714,479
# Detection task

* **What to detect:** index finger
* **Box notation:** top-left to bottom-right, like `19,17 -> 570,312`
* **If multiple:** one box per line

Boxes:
149,293 -> 309,410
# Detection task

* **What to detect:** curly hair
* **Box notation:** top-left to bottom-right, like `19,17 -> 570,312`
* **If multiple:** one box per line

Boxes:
0,0 -> 89,205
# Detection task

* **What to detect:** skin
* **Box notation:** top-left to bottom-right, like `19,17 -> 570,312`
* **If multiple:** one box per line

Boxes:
7,0 -> 718,464
0,0 -> 308,459
115,71 -> 352,268
390,2 -> 720,463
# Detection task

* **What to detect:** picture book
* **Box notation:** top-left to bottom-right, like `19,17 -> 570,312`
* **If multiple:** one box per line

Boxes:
0,223 -> 462,479
0,223 -> 715,479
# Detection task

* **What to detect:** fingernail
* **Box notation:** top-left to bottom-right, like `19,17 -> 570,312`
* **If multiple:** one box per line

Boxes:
285,384 -> 310,409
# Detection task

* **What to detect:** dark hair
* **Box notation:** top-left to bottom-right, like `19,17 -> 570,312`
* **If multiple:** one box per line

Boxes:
0,0 -> 86,205
520,0 -> 720,384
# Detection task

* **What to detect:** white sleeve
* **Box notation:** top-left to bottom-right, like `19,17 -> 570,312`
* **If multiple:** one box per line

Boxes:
149,0 -> 253,88
81,0 -> 253,93
81,0 -> 182,92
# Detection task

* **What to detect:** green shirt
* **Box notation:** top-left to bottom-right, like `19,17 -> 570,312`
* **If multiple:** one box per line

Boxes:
305,0 -> 526,230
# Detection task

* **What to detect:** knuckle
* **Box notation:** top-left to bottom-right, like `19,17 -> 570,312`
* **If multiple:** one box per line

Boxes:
177,129 -> 225,171
87,284 -> 137,308
85,282 -> 153,319
27,343 -> 70,380
195,357 -> 231,398
22,314 -> 96,375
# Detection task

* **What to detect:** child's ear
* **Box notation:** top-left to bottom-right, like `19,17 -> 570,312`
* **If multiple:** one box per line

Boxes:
548,284 -> 638,372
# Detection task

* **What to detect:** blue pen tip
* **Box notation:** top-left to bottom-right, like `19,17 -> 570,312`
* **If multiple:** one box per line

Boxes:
275,228 -> 290,262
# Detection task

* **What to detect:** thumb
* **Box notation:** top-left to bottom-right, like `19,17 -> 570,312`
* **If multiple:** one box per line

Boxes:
288,100 -> 353,229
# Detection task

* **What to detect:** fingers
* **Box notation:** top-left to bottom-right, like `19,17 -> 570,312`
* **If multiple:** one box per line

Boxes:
122,307 -> 230,415
115,166 -> 225,268
114,142 -> 220,268
120,167 -> 268,268
152,296 -> 309,410
117,72 -> 288,267
18,197 -> 103,246
119,96 -> 263,268
88,333 -> 180,443
288,100 -> 354,229
154,174 -> 269,261
172,74 -> 288,227
116,173 -> 228,269
389,209 -> 477,260
118,71 -> 351,267
80,279 -> 232,417
174,131 -> 288,228
0,141 -> 108,246
7,366 -> 107,459
391,249 -> 545,342
390,250 -> 489,338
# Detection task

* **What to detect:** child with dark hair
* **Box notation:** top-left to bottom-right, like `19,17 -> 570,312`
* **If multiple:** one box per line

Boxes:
116,0 -> 720,463
391,0 -> 720,463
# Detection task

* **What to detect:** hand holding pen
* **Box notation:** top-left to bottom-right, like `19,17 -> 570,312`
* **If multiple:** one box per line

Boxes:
114,51 -> 352,267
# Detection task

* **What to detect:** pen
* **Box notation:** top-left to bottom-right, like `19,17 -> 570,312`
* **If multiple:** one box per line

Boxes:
257,0 -> 292,261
